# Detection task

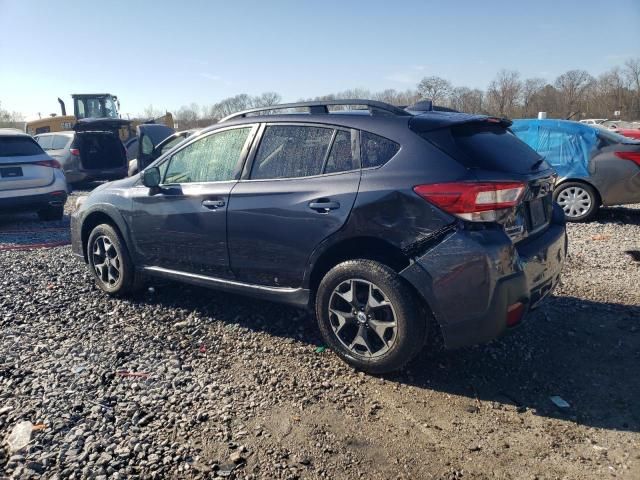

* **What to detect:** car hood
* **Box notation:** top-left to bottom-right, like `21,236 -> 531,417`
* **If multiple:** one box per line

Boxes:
90,175 -> 138,195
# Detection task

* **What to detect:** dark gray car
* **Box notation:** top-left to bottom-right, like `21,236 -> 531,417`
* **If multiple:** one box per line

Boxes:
71,100 -> 567,373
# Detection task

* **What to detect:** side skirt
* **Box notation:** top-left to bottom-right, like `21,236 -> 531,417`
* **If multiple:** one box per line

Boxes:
141,266 -> 310,308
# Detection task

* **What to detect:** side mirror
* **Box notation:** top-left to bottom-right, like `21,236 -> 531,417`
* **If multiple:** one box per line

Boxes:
141,167 -> 161,188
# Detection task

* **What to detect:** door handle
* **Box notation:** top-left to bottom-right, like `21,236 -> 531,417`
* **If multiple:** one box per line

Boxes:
202,199 -> 225,209
308,200 -> 340,212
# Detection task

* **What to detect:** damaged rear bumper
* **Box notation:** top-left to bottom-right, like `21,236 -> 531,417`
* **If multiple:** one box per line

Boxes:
401,204 -> 567,350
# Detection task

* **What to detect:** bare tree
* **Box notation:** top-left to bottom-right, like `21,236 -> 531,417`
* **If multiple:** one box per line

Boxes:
449,87 -> 484,113
624,58 -> 640,93
0,101 -> 25,128
417,76 -> 452,105
142,104 -> 165,119
521,78 -> 546,117
554,69 -> 594,117
252,92 -> 282,108
486,70 -> 522,117
371,89 -> 420,106
591,68 -> 630,118
624,58 -> 640,116
175,103 -> 201,129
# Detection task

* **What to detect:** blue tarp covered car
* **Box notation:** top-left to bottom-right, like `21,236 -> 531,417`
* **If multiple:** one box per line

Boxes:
511,119 -> 640,221
511,119 -> 598,178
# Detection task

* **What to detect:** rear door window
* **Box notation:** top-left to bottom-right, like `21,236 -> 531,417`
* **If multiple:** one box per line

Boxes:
250,125 -> 334,179
52,135 -> 70,150
361,131 -> 399,168
324,130 -> 357,173
0,137 -> 45,157
420,122 -> 545,174
36,135 -> 54,150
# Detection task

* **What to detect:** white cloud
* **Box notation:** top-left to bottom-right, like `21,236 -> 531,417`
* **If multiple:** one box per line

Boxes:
606,54 -> 633,61
200,73 -> 222,81
384,72 -> 418,84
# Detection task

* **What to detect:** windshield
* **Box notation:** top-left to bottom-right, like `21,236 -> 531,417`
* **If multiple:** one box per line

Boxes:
74,96 -> 119,119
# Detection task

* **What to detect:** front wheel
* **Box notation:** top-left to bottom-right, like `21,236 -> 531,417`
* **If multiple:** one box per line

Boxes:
554,182 -> 599,222
87,224 -> 138,295
316,260 -> 427,374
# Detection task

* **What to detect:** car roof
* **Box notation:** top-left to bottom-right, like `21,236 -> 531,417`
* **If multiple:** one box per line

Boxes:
34,131 -> 74,137
0,128 -> 30,137
197,110 -> 492,139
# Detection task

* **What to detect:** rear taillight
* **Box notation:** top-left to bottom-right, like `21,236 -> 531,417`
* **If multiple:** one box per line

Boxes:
70,148 -> 80,156
506,302 -> 525,327
614,151 -> 640,167
413,182 -> 525,221
34,159 -> 62,169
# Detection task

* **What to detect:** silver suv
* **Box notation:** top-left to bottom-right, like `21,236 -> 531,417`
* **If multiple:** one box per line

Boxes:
0,129 -> 68,220
34,119 -> 129,184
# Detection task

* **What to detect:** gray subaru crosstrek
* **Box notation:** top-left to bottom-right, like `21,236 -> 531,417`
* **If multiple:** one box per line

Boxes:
71,100 -> 567,373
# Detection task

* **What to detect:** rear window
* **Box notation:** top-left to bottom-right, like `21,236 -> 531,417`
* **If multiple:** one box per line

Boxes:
361,131 -> 400,168
0,136 -> 45,157
420,123 -> 545,174
36,135 -> 53,150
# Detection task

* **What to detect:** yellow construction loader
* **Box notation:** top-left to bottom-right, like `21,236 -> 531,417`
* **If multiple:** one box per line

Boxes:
26,93 -> 173,141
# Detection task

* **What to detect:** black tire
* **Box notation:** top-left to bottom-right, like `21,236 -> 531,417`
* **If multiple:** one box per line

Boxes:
37,205 -> 64,221
553,181 -> 600,222
87,223 -> 138,296
315,259 -> 427,374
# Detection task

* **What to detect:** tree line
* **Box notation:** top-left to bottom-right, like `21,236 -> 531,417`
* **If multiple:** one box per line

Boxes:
166,58 -> 640,129
3,59 -> 639,130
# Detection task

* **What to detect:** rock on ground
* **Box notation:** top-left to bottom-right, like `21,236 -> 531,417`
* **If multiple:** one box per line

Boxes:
0,199 -> 638,479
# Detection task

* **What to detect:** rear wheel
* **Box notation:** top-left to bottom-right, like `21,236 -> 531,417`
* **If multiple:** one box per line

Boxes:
37,205 -> 64,221
554,182 -> 599,222
316,260 -> 426,374
87,224 -> 138,295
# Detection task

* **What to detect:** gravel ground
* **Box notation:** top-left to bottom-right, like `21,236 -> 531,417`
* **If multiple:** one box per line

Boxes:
1,194 -> 638,479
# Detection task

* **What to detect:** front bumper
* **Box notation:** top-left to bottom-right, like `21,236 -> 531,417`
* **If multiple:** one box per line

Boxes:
401,205 -> 567,350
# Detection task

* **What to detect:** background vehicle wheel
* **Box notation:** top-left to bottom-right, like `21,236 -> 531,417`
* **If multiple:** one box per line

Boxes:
87,224 -> 138,295
553,182 -> 599,222
316,259 -> 426,374
37,205 -> 64,221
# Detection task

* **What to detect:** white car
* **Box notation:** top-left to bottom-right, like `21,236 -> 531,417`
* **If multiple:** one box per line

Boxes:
579,118 -> 606,125
0,129 -> 68,220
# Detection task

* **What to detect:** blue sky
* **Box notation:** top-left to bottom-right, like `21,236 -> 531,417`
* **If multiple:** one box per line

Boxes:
1,0 -> 638,120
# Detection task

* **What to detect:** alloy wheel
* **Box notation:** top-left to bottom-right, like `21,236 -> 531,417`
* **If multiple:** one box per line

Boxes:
91,235 -> 121,287
328,279 -> 398,358
557,186 -> 592,219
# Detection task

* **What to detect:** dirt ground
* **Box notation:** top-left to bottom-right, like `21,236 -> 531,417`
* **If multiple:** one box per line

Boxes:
0,196 -> 638,479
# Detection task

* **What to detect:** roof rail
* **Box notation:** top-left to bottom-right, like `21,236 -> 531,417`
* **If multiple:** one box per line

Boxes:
219,99 -> 411,123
